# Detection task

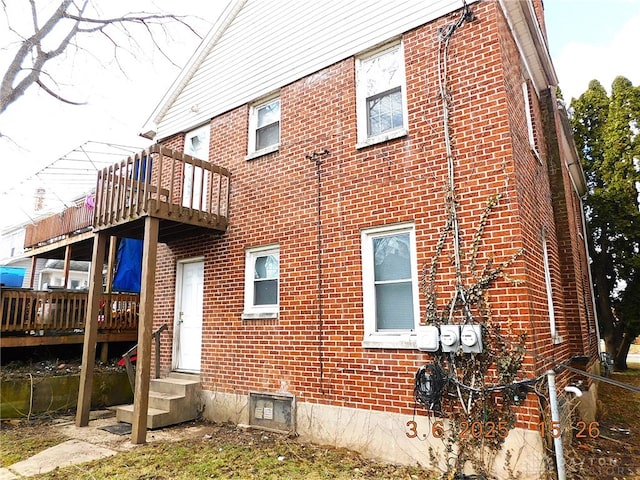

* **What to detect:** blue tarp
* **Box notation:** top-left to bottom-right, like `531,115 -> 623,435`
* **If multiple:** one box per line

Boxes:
134,156 -> 152,182
0,267 -> 26,287
112,238 -> 143,293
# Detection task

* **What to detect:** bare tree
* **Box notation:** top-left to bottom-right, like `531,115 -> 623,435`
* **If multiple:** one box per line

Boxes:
0,0 -> 202,119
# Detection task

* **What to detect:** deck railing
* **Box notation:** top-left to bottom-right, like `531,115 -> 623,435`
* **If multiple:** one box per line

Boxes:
94,145 -> 231,231
1,288 -> 139,334
24,199 -> 93,249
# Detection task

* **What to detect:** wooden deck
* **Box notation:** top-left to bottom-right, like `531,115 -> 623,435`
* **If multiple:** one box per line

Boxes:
1,288 -> 139,347
93,145 -> 231,240
24,199 -> 93,252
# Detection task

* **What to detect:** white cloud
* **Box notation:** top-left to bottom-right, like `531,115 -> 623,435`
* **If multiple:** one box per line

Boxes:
554,12 -> 640,101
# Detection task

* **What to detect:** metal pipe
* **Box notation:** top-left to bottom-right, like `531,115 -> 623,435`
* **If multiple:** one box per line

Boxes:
564,385 -> 582,398
547,370 -> 566,480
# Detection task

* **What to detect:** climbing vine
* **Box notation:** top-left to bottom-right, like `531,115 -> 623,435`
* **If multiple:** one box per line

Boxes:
415,3 -> 533,478
419,193 -> 529,479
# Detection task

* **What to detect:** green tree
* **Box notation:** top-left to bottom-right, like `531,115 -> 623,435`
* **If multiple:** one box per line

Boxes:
571,76 -> 640,369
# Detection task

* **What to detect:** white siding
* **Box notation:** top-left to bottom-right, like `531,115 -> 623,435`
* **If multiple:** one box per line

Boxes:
153,0 -> 472,140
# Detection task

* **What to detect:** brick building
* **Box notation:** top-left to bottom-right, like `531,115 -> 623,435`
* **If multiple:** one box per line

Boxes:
77,0 -> 598,477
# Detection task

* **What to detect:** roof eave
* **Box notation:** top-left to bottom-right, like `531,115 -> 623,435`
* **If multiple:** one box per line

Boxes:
557,103 -> 588,197
499,0 -> 558,92
139,0 -> 247,140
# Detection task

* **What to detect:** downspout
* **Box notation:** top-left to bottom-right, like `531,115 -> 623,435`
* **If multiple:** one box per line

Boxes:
579,196 -> 602,354
547,370 -> 566,480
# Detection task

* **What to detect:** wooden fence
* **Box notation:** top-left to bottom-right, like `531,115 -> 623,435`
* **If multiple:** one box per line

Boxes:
1,288 -> 139,345
94,145 -> 231,231
24,200 -> 93,250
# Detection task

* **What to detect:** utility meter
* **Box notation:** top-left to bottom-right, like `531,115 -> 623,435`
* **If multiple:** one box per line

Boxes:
439,325 -> 460,352
460,324 -> 483,353
416,326 -> 440,352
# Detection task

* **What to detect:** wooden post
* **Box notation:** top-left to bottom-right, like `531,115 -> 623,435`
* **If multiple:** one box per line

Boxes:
106,236 -> 118,293
131,216 -> 159,444
29,256 -> 38,288
76,232 -> 108,427
99,342 -> 109,363
104,236 -> 118,355
63,245 -> 72,288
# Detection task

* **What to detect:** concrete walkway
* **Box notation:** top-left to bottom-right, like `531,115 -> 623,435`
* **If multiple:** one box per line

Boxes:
0,410 -> 209,479
0,440 -> 116,479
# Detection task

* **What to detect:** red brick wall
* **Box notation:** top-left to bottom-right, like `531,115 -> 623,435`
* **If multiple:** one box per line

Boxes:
148,1 -> 593,429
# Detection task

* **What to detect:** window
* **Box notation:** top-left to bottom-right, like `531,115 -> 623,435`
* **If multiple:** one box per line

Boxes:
243,245 -> 279,318
183,125 -> 210,209
248,95 -> 280,156
522,80 -> 541,160
361,224 -> 419,348
356,41 -> 408,147
541,228 -> 560,343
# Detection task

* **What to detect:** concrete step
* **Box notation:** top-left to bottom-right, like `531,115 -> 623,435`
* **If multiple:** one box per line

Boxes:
147,391 -> 184,412
115,371 -> 201,430
116,405 -> 171,429
150,377 -> 199,396
167,372 -> 200,382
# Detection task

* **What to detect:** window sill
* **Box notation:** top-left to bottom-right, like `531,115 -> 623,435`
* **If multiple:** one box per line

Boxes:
531,145 -> 542,164
245,144 -> 279,161
356,128 -> 408,150
362,333 -> 417,350
242,311 -> 279,320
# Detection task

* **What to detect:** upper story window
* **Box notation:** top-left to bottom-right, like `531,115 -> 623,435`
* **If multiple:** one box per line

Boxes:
361,223 -> 419,348
243,245 -> 280,319
356,41 -> 408,148
248,94 -> 280,157
541,228 -> 560,343
522,80 -> 541,161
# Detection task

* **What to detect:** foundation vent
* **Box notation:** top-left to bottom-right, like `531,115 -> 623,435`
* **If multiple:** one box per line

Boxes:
249,392 -> 295,433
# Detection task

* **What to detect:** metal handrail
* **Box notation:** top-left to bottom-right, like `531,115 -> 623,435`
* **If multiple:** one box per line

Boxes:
122,323 -> 168,392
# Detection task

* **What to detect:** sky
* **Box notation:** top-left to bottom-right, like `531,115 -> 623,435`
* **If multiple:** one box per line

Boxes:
0,0 -> 639,229
544,0 -> 640,102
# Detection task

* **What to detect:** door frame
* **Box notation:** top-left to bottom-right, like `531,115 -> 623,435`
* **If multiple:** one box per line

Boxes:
172,256 -> 205,372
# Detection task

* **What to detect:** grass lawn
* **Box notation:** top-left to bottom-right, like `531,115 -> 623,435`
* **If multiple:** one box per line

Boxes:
1,420 -> 436,479
2,363 -> 638,479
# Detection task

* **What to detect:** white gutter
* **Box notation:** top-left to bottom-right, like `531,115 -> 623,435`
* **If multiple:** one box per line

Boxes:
498,0 -> 558,92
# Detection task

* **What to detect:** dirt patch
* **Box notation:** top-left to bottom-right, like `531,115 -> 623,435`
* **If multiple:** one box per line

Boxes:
564,369 -> 640,479
0,358 -> 125,382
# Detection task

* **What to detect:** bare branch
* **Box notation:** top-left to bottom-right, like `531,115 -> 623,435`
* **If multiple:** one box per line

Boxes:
36,79 -> 86,106
1,0 -> 75,113
1,1 -> 202,116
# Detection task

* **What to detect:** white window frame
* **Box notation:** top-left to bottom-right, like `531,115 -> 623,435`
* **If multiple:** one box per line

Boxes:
522,81 -> 541,162
247,93 -> 280,159
356,41 -> 409,149
361,223 -> 420,349
243,245 -> 280,319
541,229 -> 561,343
183,124 -> 210,210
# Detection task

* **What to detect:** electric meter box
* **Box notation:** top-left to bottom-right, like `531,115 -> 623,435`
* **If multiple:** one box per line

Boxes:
416,326 -> 440,352
439,325 -> 460,352
460,324 -> 483,353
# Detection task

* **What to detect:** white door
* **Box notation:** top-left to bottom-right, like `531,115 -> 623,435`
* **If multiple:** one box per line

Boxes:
183,126 -> 209,211
174,259 -> 204,372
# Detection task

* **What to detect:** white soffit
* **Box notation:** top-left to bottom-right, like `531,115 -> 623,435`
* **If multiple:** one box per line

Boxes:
499,0 -> 558,94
